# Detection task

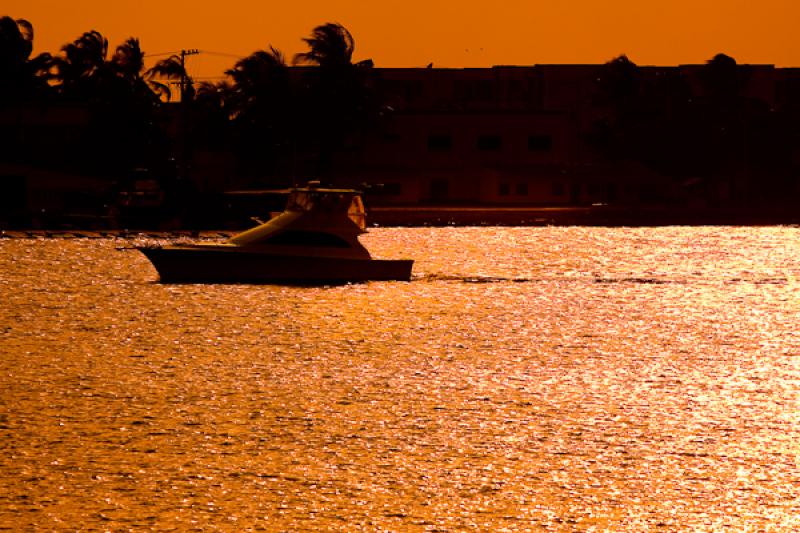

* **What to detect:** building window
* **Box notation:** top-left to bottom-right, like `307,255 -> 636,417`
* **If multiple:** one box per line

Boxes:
552,182 -> 565,196
515,183 -> 529,196
382,132 -> 401,143
477,134 -> 502,151
498,183 -> 510,196
528,135 -> 553,151
428,134 -> 452,151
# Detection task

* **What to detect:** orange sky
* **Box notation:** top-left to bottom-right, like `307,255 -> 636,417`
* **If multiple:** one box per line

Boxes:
6,1 -> 799,79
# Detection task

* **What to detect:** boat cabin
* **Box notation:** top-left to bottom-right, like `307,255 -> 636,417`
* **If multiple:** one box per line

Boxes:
225,183 -> 370,257
285,184 -> 367,232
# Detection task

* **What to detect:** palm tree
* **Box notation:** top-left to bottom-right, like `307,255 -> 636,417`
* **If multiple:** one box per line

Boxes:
295,23 -> 357,69
146,54 -> 194,102
227,46 -> 288,105
589,55 -> 644,160
697,53 -> 783,204
191,80 -> 234,146
225,46 -> 293,181
111,37 -> 144,80
702,53 -> 740,101
0,16 -> 52,103
109,37 -> 164,105
292,23 -> 381,179
50,30 -> 111,99
47,31 -> 170,174
589,54 -> 696,186
595,54 -> 640,109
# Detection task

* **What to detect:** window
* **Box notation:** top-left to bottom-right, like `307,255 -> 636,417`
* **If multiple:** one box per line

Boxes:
498,183 -> 510,196
428,134 -> 452,151
528,135 -> 553,151
552,182 -> 565,196
477,135 -> 502,151
266,231 -> 351,248
515,183 -> 529,196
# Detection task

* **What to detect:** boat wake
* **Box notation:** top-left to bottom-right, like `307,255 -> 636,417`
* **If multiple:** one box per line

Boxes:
593,277 -> 674,285
418,274 -> 791,285
417,274 -> 538,283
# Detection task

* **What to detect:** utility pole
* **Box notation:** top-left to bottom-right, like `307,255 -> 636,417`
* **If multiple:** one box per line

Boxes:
179,49 -> 199,102
175,49 -> 199,196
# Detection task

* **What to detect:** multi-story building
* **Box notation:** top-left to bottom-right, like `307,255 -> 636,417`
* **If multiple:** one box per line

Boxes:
329,63 -> 797,207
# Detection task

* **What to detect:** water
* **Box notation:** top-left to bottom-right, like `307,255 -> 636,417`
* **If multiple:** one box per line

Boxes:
1,227 -> 799,531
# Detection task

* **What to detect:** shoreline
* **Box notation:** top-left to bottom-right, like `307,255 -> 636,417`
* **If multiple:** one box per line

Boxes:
2,206 -> 799,237
368,205 -> 800,227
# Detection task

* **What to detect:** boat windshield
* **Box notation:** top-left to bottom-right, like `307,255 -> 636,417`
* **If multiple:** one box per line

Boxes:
348,196 -> 366,231
286,190 -> 366,231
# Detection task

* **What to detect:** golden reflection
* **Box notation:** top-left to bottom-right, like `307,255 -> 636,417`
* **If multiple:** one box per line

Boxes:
0,228 -> 799,529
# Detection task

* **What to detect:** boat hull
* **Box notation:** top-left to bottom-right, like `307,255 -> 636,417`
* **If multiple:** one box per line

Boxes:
138,247 -> 413,283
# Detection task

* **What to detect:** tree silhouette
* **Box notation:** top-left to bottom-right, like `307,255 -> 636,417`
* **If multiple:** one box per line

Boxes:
589,55 -> 644,161
190,80 -> 234,147
294,23 -> 373,70
228,46 -> 288,102
595,54 -> 640,108
292,23 -> 381,179
225,46 -> 293,180
588,55 -> 705,198
147,54 -> 194,102
0,16 -> 52,104
702,53 -> 740,100
50,30 -> 111,101
45,30 -> 169,174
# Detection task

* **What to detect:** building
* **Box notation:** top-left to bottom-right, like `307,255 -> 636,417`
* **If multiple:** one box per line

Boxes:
326,63 -> 798,207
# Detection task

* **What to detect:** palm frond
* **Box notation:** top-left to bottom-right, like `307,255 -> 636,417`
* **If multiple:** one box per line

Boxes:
112,37 -> 144,78
146,55 -> 185,80
294,23 -> 355,67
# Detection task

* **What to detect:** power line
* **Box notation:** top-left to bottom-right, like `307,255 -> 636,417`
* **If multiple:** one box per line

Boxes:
144,51 -> 180,58
145,50 -> 246,60
201,50 -> 245,59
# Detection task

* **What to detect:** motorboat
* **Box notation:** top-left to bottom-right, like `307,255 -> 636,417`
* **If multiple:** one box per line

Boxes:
138,182 -> 413,283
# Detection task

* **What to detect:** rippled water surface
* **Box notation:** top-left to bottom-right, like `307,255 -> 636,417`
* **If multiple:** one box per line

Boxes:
1,227 -> 799,531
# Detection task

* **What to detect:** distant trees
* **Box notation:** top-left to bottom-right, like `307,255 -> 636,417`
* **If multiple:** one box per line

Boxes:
1,19 -> 384,185
588,52 -> 793,205
0,23 -> 169,174
4,17 -> 795,207
46,30 -> 167,173
190,22 -> 385,184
